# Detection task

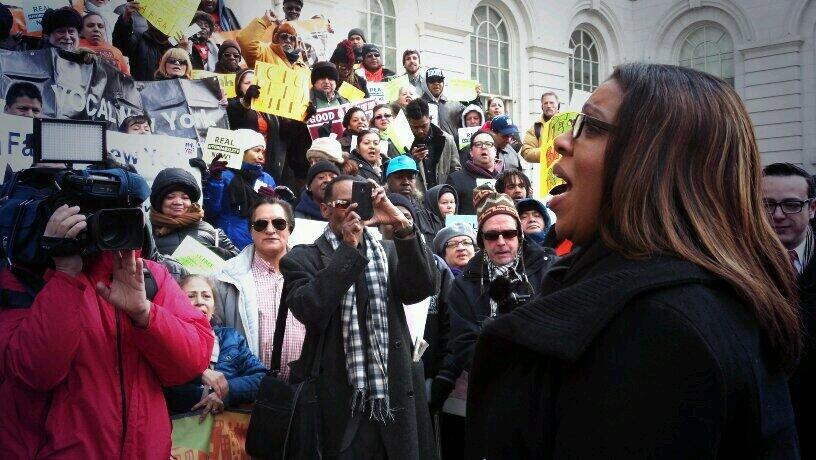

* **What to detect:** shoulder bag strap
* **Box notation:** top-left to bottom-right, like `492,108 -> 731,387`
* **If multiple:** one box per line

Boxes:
270,296 -> 330,380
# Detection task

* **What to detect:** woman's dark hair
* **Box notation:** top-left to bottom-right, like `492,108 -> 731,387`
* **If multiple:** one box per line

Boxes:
342,107 -> 366,130
82,12 -> 104,28
372,103 -> 393,116
355,129 -> 380,146
598,63 -> 801,372
235,68 -> 254,98
118,114 -> 152,133
247,197 -> 295,232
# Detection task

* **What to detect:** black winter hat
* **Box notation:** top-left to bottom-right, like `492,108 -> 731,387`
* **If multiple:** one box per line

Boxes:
361,43 -> 380,57
41,7 -> 82,36
307,160 -> 341,187
347,28 -> 366,42
311,61 -> 339,86
150,168 -> 202,210
0,3 -> 12,39
386,193 -> 416,221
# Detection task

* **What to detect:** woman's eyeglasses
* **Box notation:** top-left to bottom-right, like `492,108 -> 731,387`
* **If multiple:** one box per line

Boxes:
571,113 -> 615,139
482,229 -> 519,241
252,218 -> 289,232
445,239 -> 474,249
374,114 -> 393,120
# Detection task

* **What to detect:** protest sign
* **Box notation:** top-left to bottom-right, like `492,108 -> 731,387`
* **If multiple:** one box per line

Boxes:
290,218 -> 382,247
305,98 -> 379,140
539,111 -> 578,197
252,61 -> 310,120
191,70 -> 237,98
202,127 -> 243,168
367,82 -> 386,102
444,79 -> 479,102
0,49 -> 227,143
445,214 -> 477,231
168,23 -> 202,46
383,109 -> 414,154
139,0 -> 199,39
338,82 -> 366,102
290,17 -> 331,35
404,298 -> 429,349
22,0 -> 64,33
476,178 -> 495,189
171,410 -> 251,459
428,103 -> 439,127
0,113 -> 35,174
171,236 -> 225,275
383,75 -> 409,102
457,126 -> 479,150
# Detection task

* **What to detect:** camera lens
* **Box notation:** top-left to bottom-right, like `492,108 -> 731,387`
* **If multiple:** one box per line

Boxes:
98,215 -> 128,247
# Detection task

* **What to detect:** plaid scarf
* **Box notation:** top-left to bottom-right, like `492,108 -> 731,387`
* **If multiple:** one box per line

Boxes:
484,251 -> 522,318
324,225 -> 392,422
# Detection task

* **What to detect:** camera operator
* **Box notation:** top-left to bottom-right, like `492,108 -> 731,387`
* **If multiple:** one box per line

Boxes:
443,186 -> 555,453
0,171 -> 214,457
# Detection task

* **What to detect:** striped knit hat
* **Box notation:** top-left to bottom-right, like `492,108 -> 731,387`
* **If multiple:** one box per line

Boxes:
473,183 -> 520,244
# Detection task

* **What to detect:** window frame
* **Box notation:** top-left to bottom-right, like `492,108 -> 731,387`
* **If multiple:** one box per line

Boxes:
357,0 -> 397,72
568,29 -> 600,101
470,4 -> 512,110
677,24 -> 735,86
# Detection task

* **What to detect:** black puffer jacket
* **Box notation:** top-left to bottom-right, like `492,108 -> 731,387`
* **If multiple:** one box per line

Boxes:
153,220 -> 239,260
112,16 -> 172,81
448,241 -> 555,372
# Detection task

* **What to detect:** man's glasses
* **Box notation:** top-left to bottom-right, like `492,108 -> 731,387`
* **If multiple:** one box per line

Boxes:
167,58 -> 188,66
472,141 -> 495,149
571,113 -> 615,139
482,229 -> 519,241
328,199 -> 352,210
764,200 -> 812,215
445,239 -> 474,249
252,218 -> 288,232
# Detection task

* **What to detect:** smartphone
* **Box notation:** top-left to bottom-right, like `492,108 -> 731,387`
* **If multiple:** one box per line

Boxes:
415,143 -> 427,151
351,181 -> 374,221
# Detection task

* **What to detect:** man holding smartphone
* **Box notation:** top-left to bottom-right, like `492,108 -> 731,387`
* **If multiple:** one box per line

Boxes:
281,177 -> 437,459
405,98 -> 461,193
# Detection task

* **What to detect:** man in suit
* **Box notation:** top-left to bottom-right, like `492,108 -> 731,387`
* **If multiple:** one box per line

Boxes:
281,176 -> 437,460
762,162 -> 816,457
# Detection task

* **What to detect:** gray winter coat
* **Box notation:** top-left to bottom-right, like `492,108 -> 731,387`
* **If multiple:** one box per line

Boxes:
280,232 -> 437,459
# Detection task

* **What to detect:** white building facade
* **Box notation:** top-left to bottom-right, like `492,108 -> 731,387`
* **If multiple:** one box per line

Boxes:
230,0 -> 816,169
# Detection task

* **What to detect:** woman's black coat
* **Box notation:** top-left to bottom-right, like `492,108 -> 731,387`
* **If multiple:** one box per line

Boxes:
465,241 -> 799,459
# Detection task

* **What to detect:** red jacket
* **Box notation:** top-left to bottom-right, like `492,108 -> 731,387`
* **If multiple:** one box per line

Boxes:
0,254 -> 214,459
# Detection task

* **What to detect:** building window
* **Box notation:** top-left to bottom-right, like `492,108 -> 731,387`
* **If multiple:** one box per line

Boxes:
471,4 -> 511,105
358,0 -> 397,71
569,29 -> 599,100
679,25 -> 734,86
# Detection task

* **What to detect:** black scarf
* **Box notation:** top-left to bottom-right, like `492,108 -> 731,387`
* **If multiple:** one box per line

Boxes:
226,166 -> 263,218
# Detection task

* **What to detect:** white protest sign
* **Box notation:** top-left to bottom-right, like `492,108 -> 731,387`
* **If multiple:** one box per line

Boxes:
23,0 -> 66,33
475,178 -> 495,189
457,126 -> 479,150
0,113 -> 36,175
445,214 -> 477,231
290,218 -> 383,248
428,103 -> 439,127
171,235 -> 225,275
168,23 -> 202,46
202,127 -> 243,169
404,297 -> 429,348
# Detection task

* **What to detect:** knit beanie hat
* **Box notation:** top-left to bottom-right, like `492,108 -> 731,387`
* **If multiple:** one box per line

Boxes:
273,22 -> 297,42
361,43 -> 380,57
311,61 -> 339,85
330,40 -> 356,67
41,6 -> 82,35
433,223 -> 477,256
386,193 -> 416,221
347,28 -> 366,42
474,183 -> 520,238
306,160 -> 341,187
235,129 -> 266,153
307,135 -> 345,164
218,39 -> 241,60
150,168 -> 202,210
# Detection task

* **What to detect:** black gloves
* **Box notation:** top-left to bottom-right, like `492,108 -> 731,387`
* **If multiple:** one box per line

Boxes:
429,377 -> 455,413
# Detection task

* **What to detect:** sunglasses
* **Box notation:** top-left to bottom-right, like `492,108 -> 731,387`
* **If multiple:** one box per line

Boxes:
277,32 -> 297,42
167,58 -> 188,66
252,218 -> 288,232
328,199 -> 352,210
482,229 -> 518,241
374,114 -> 393,120
365,53 -> 380,58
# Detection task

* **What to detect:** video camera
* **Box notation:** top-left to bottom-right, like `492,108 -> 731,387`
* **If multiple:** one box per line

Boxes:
488,275 -> 533,315
0,119 -> 150,268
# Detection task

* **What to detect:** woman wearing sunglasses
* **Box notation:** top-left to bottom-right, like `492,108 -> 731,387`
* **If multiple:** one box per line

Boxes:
371,104 -> 400,159
213,197 -> 306,378
154,47 -> 193,80
149,167 -> 239,259
465,63 -> 801,458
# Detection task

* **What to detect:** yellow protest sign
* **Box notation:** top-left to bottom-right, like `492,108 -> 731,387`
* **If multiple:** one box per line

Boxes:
444,79 -> 479,102
191,70 -> 237,98
539,111 -> 578,197
251,61 -> 311,121
139,0 -> 199,39
383,110 -> 415,154
383,75 -> 410,102
338,82 -> 366,102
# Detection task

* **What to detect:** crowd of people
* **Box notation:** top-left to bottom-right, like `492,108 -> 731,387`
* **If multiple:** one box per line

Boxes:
1,1 -> 815,459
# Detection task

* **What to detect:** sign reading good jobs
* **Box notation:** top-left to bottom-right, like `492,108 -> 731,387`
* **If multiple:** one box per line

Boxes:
252,62 -> 310,121
139,0 -> 200,39
539,111 -> 578,197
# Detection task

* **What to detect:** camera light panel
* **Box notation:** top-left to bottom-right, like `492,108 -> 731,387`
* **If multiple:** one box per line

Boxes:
36,119 -> 106,164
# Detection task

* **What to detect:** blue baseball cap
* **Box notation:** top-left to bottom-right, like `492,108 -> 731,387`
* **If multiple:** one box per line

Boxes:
385,155 -> 419,178
491,115 -> 519,136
